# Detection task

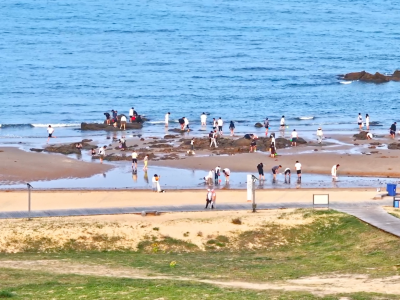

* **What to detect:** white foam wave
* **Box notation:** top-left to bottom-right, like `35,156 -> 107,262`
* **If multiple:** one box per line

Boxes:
31,123 -> 80,128
340,81 -> 352,84
299,116 -> 314,120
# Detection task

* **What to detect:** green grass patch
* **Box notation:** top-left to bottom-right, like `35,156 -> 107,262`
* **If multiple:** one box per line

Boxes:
0,268 -> 399,300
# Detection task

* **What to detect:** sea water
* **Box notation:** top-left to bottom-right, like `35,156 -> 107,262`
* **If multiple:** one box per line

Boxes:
1,0 -> 400,143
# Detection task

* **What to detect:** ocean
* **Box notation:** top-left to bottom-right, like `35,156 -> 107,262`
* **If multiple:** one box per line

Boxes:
1,0 -> 400,143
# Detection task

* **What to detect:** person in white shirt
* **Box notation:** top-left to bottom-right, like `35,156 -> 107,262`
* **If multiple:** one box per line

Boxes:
291,129 -> 298,146
357,113 -> 363,131
120,115 -> 127,130
204,170 -> 214,185
190,138 -> 195,151
217,117 -> 223,135
316,128 -> 323,144
366,132 -> 373,140
294,160 -> 302,180
365,114 -> 370,130
165,112 -> 170,127
280,115 -> 285,129
222,168 -> 230,183
98,146 -> 106,164
201,113 -> 207,126
131,150 -> 138,169
184,117 -> 190,132
46,125 -> 56,143
129,107 -> 134,119
331,164 -> 340,181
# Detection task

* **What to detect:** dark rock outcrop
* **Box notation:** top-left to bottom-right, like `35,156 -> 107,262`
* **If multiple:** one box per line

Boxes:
44,141 -> 97,155
343,70 -> 400,83
81,122 -> 143,131
30,148 -> 44,152
388,143 -> 400,150
179,136 -> 306,154
353,131 -> 368,140
254,122 -> 263,128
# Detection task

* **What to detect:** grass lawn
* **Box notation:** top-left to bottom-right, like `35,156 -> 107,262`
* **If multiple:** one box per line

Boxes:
0,210 -> 399,299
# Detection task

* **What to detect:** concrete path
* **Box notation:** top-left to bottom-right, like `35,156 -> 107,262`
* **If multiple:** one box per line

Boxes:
335,206 -> 400,237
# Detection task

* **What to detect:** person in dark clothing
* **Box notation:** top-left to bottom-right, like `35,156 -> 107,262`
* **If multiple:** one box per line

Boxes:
229,121 -> 235,136
390,122 -> 397,139
104,112 -> 111,125
257,163 -> 265,180
272,165 -> 282,180
205,189 -> 213,209
179,118 -> 185,130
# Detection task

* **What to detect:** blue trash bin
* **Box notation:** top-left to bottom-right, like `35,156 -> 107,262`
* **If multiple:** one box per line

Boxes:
387,183 -> 397,196
394,200 -> 400,208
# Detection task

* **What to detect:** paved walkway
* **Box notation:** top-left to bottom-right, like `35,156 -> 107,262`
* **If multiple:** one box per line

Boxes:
1,198 -> 400,237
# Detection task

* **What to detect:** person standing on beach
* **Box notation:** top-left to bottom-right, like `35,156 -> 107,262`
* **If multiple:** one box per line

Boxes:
365,114 -> 370,131
272,165 -> 282,181
217,117 -> 223,135
190,138 -> 195,151
250,138 -> 257,153
131,150 -> 138,169
284,167 -> 291,182
280,116 -> 285,129
331,164 -> 339,181
143,155 -> 149,171
291,129 -> 298,147
270,142 -> 276,158
257,163 -> 265,180
205,189 -> 213,209
390,122 -> 397,139
112,110 -> 118,123
212,118 -> 217,131
165,112 -> 170,127
270,133 -> 276,146
316,128 -> 323,144
120,115 -> 127,130
210,131 -> 218,148
264,118 -> 270,136
201,113 -> 207,126
211,189 -> 216,209
295,160 -> 302,181
46,125 -> 56,143
98,146 -> 106,164
184,117 -> 190,132
222,168 -> 230,183
129,107 -> 134,121
357,113 -> 363,131
214,166 -> 221,184
229,121 -> 235,136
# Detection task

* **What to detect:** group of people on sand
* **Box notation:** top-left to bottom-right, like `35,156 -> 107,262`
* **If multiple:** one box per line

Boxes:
204,166 -> 230,185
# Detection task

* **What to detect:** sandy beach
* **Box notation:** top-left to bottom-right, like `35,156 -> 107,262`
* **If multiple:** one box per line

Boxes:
0,147 -> 112,183
0,189 -> 380,212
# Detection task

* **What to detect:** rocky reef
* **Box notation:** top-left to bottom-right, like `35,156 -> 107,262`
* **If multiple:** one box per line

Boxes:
342,70 -> 400,83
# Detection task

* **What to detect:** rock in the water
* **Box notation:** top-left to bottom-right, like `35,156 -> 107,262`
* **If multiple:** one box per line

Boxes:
353,131 -> 368,140
254,122 -> 263,128
30,148 -> 44,152
388,143 -> 400,150
343,70 -> 400,83
81,122 -> 143,131
164,134 -> 178,139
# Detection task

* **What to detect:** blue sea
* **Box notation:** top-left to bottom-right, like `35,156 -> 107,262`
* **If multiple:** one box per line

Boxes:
1,0 -> 400,143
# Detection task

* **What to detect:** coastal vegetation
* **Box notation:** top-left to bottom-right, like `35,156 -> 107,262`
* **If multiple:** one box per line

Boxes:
0,209 -> 400,298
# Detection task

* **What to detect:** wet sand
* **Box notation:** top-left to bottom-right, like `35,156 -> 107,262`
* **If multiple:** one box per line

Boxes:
153,150 -> 400,177
0,147 -> 112,183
